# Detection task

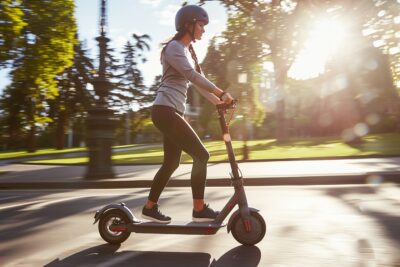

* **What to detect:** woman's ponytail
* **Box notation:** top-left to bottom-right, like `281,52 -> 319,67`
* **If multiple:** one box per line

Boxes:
160,27 -> 203,75
188,44 -> 202,75
160,30 -> 186,62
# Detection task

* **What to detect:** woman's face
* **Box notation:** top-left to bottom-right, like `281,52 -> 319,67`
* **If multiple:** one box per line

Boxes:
193,21 -> 206,40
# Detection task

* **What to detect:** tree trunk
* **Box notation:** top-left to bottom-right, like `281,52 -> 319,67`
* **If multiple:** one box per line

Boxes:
26,99 -> 37,152
124,112 -> 131,145
26,123 -> 36,153
56,110 -> 66,150
7,116 -> 20,150
274,67 -> 289,143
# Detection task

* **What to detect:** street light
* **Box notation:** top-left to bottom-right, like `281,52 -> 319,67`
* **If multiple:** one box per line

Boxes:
85,0 -> 116,179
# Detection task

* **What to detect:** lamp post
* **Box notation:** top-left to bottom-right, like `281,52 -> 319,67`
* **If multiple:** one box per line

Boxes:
85,0 -> 116,179
238,72 -> 249,161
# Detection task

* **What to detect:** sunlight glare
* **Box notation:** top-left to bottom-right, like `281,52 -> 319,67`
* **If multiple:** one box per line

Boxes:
289,17 -> 347,80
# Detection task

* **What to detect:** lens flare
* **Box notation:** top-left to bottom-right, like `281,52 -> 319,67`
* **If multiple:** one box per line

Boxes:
288,16 -> 348,80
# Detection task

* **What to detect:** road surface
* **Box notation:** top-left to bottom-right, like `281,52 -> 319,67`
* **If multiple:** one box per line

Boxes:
1,185 -> 399,266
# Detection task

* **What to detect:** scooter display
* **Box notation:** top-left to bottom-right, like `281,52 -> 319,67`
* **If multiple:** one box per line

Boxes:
93,102 -> 266,246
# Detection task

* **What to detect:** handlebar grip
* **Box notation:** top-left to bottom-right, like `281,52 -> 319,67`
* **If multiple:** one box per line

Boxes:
216,99 -> 238,111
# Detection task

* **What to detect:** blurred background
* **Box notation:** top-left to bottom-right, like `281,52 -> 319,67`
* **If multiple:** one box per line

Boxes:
0,0 -> 399,158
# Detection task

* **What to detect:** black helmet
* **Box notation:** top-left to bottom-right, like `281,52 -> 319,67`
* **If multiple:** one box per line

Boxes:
175,5 -> 209,32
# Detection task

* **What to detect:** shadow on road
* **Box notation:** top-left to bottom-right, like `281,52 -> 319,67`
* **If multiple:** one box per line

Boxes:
44,244 -> 261,267
324,186 -> 400,247
0,193 -> 149,244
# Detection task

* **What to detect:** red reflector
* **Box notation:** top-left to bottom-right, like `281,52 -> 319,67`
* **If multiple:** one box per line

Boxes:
110,227 -> 127,231
244,220 -> 252,232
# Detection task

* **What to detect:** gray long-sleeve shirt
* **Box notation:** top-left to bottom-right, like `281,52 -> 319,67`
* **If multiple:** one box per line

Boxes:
153,40 -> 217,114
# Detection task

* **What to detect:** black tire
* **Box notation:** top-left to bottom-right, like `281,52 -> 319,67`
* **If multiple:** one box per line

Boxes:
231,211 -> 266,246
98,209 -> 131,244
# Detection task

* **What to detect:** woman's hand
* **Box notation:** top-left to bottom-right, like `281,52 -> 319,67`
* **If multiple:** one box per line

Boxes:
220,91 -> 234,105
212,87 -> 234,106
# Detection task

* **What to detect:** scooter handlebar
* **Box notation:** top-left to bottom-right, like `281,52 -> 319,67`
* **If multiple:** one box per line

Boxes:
216,99 -> 237,111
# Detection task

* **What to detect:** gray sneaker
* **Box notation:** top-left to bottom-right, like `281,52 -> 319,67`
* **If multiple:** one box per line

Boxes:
192,204 -> 219,222
142,204 -> 171,224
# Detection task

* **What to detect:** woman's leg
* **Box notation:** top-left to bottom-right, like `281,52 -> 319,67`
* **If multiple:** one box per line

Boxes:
147,134 -> 182,205
165,113 -> 209,201
147,105 -> 217,221
164,115 -> 219,221
150,105 -> 210,202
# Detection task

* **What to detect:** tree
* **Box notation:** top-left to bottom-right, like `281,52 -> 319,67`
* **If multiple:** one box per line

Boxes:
202,0 -> 309,142
49,36 -> 95,149
3,0 -> 76,151
361,0 -> 400,95
111,34 -> 151,111
203,0 -> 400,140
0,84 -> 27,149
108,34 -> 151,145
321,0 -> 400,137
200,11 -> 268,139
0,0 -> 26,66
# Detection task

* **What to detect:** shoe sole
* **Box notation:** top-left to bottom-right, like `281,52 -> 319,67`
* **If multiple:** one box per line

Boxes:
192,217 -> 216,223
142,214 -> 171,224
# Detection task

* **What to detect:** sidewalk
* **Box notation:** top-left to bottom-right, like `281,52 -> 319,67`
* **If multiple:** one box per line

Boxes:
1,157 -> 399,189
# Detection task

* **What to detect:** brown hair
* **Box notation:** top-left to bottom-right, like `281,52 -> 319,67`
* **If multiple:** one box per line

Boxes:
161,25 -> 203,74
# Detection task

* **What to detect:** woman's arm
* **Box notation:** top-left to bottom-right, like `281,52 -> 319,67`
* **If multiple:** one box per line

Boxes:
196,87 -> 234,105
165,42 -> 233,104
165,42 -> 217,92
197,87 -> 223,105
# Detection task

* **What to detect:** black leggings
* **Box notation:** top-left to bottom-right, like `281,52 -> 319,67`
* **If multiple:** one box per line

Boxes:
148,105 -> 210,203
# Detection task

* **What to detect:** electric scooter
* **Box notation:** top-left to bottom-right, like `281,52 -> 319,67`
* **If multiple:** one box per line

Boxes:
93,102 -> 266,246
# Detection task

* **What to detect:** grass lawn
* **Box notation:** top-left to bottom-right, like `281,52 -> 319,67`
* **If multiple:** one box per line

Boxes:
0,144 -> 141,160
0,147 -> 86,160
19,133 -> 400,165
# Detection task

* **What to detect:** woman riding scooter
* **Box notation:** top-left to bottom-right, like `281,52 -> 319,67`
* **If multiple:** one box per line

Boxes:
142,5 -> 234,224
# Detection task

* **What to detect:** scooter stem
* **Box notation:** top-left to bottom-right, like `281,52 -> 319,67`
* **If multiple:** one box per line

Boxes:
217,104 -> 241,180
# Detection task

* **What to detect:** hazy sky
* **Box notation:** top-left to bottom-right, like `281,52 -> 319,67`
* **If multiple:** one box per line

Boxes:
0,0 -> 227,90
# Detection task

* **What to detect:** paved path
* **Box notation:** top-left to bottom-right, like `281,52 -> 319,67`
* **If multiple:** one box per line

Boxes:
2,186 -> 400,266
0,157 -> 399,189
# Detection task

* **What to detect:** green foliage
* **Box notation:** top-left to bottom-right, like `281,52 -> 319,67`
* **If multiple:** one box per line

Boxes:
1,0 -> 76,151
359,1 -> 400,91
110,34 -> 151,111
0,2 -> 156,151
48,36 -> 94,149
201,11 -> 266,136
204,0 -> 310,141
204,0 -> 400,141
0,0 -> 26,66
16,0 -> 77,98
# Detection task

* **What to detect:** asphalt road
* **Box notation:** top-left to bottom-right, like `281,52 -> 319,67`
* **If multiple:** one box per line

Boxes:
1,185 -> 399,267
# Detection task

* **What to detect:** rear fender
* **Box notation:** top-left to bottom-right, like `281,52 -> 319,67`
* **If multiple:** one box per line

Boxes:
93,202 -> 139,224
227,207 -> 260,233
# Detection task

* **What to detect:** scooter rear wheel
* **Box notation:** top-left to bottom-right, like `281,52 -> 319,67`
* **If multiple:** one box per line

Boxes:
231,211 -> 266,246
98,209 -> 131,244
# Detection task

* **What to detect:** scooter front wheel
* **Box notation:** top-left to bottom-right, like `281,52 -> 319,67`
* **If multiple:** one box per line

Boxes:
98,209 -> 131,244
231,211 -> 266,246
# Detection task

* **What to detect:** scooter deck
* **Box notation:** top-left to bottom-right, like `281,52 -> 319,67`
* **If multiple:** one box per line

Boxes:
113,221 -> 226,235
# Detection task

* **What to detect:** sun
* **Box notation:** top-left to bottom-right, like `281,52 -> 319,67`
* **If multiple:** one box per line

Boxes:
288,17 -> 348,80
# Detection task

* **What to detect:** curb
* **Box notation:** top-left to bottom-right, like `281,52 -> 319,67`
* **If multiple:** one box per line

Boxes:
4,155 -> 400,166
0,173 -> 398,190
